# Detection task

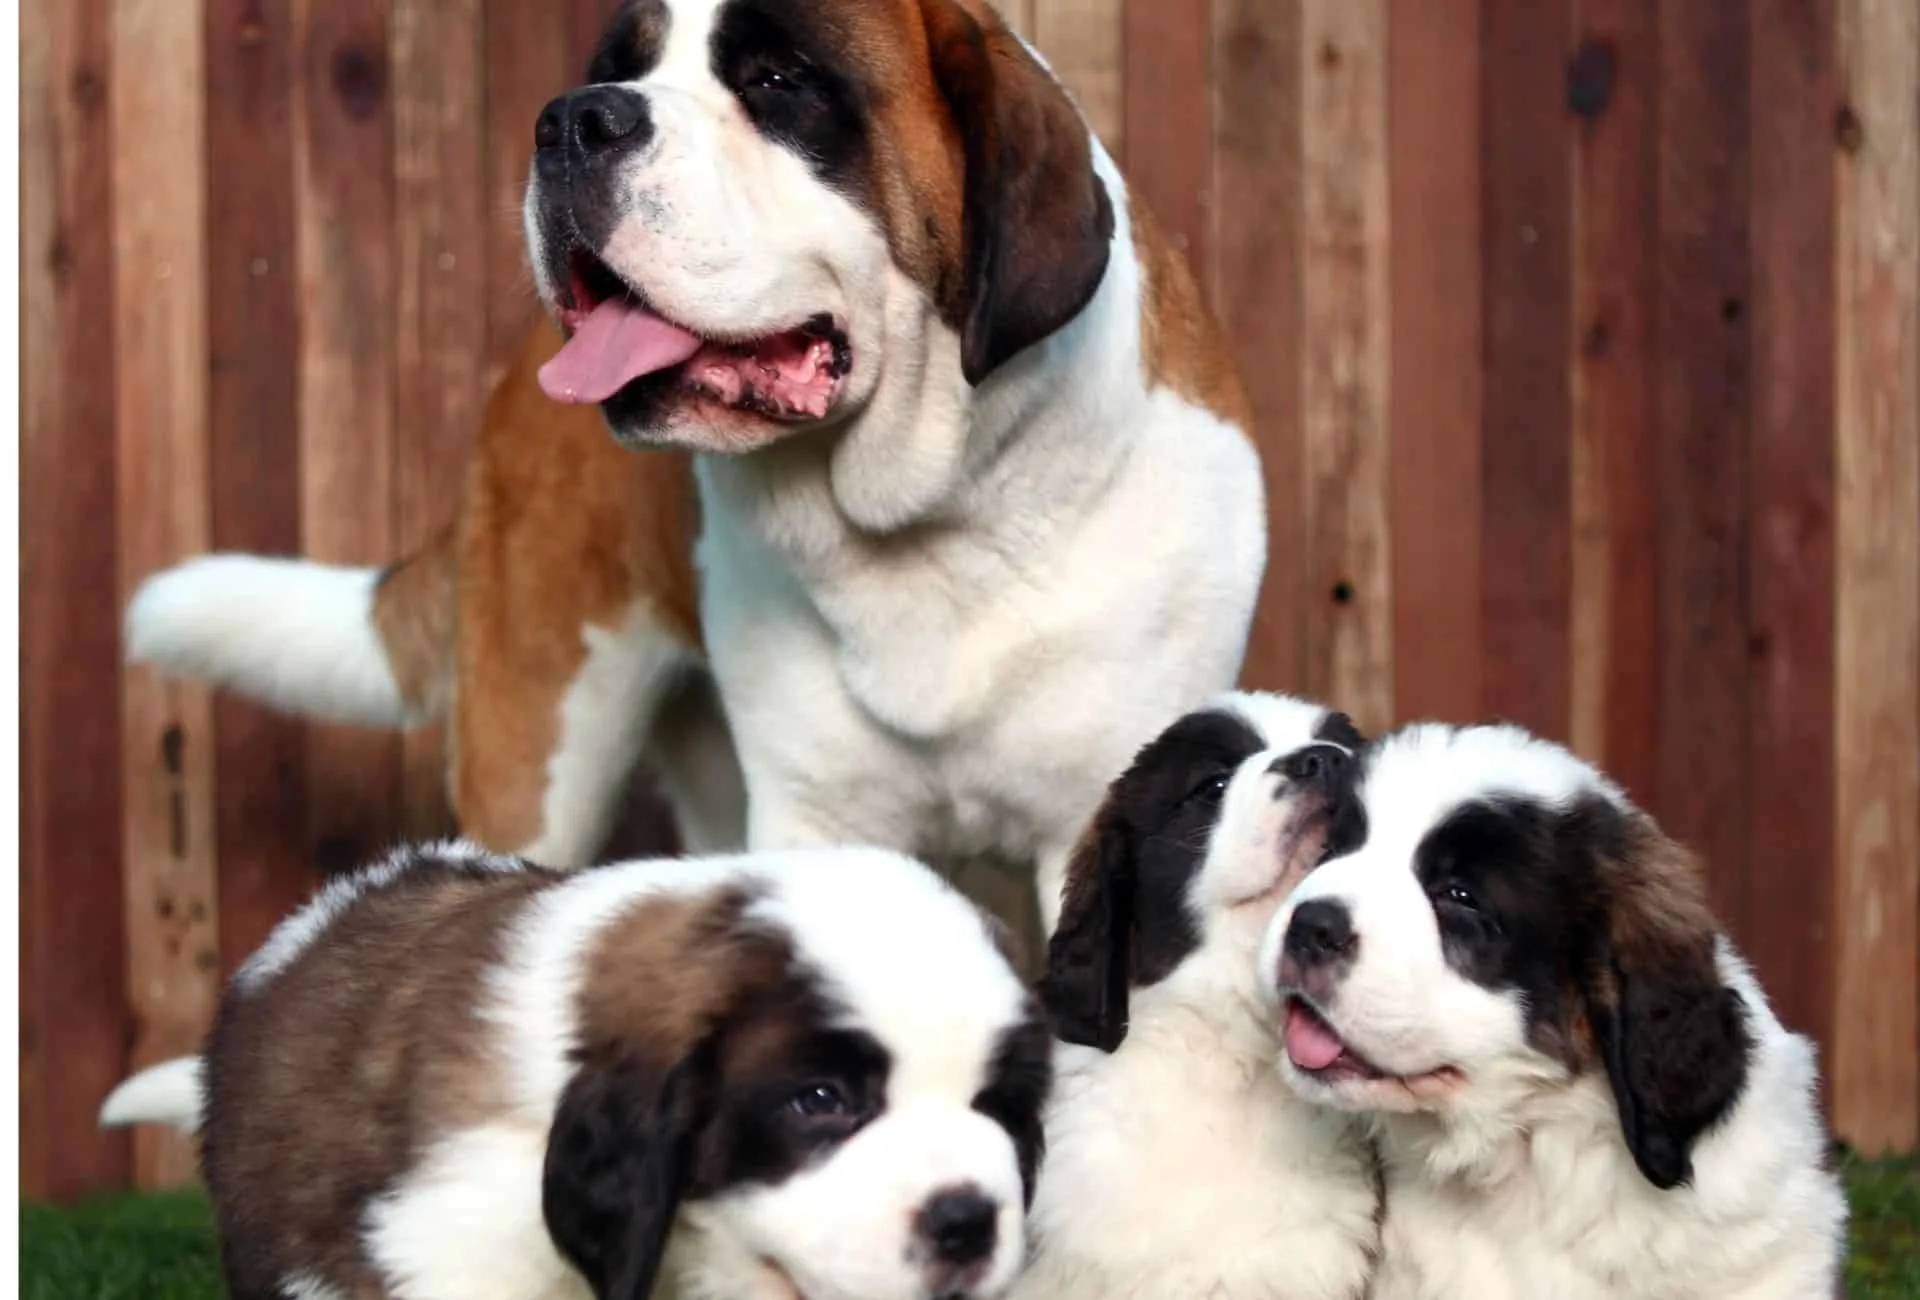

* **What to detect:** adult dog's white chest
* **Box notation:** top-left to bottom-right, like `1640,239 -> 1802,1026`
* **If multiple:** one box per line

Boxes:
1015,1020 -> 1380,1300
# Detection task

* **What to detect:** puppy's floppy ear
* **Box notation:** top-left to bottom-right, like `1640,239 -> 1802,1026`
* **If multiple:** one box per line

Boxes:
543,1038 -> 718,1300
922,0 -> 1114,384
1039,797 -> 1135,1053
1590,826 -> 1751,1191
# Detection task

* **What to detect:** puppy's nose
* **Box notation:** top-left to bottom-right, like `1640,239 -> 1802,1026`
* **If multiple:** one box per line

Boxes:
1284,899 -> 1357,967
916,1185 -> 999,1266
1270,742 -> 1351,786
534,86 -> 652,159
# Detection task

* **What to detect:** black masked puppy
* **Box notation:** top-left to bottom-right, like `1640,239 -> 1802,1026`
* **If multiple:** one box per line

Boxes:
1260,724 -> 1846,1300
102,842 -> 1050,1300
1015,693 -> 1381,1300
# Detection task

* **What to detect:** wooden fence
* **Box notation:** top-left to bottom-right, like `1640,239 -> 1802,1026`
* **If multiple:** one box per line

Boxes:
20,0 -> 1919,1198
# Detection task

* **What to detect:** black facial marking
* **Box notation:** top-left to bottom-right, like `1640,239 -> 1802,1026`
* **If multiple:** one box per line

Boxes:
711,0 -> 869,191
584,0 -> 669,85
970,1012 -> 1053,1206
1041,708 -> 1265,1050
693,1020 -> 893,1193
1312,710 -> 1365,752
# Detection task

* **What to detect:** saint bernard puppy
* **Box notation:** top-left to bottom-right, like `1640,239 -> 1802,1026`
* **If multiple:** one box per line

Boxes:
1259,724 -> 1847,1300
121,0 -> 1263,943
101,842 -> 1051,1300
1017,693 -> 1382,1300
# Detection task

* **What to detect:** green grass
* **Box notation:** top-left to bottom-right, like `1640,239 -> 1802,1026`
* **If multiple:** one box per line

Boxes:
18,1154 -> 1920,1298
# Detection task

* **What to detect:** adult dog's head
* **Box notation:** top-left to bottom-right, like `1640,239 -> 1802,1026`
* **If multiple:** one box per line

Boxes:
1039,693 -> 1365,1053
1260,724 -> 1753,1190
523,0 -> 1113,457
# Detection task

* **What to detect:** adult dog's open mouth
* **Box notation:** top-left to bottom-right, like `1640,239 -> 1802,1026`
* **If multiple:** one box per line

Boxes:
539,247 -> 852,422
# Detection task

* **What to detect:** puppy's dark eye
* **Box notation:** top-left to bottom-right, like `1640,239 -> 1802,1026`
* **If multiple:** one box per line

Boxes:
787,1081 -> 853,1118
750,65 -> 797,92
1439,882 -> 1479,911
1184,772 -> 1232,806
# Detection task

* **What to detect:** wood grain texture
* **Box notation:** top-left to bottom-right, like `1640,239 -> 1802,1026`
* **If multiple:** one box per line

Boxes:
205,0 -> 318,976
1122,0 -> 1211,273
483,0 -> 569,380
294,0 -> 403,879
1480,0 -> 1573,741
1832,0 -> 1919,1154
1299,0 -> 1393,732
1744,0 -> 1837,1052
1212,0 -> 1303,696
1652,0 -> 1754,932
110,0 -> 221,1189
392,0 -> 485,841
1032,0 -> 1125,153
1388,0 -> 1482,727
1569,0 -> 1659,803
20,0 -> 132,1201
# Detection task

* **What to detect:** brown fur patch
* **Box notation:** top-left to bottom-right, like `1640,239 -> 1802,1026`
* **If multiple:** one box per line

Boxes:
1131,195 -> 1252,428
199,852 -> 562,1296
371,525 -> 458,716
450,316 -> 703,853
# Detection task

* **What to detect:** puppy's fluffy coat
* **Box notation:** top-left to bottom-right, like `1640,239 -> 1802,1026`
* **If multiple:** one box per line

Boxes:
1016,692 -> 1382,1300
109,842 -> 1051,1300
1262,723 -> 1847,1299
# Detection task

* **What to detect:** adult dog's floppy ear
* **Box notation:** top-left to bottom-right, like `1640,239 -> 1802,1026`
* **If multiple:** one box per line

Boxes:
1590,827 -> 1751,1191
543,1039 -> 718,1300
923,0 -> 1114,384
1039,798 -> 1135,1053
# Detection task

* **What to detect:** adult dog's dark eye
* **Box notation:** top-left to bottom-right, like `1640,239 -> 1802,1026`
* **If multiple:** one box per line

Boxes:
787,1081 -> 852,1118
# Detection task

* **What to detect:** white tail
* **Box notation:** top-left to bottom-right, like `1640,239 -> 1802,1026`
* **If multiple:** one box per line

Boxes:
98,1056 -> 206,1134
126,555 -> 413,728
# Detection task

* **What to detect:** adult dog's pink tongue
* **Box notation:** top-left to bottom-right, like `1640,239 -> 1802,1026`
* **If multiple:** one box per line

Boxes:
538,298 -> 704,404
1285,1002 -> 1348,1071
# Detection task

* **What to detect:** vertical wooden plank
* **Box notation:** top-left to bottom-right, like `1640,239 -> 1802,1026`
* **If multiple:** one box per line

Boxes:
1002,0 -> 1037,41
570,0 -> 620,76
1569,0 -> 1659,803
20,0 -> 131,1200
1480,0 -> 1573,741
1389,0 -> 1482,727
483,0 -> 570,381
111,0 -> 222,1189
1652,0 -> 1754,932
1032,0 -> 1125,154
205,0 -> 319,974
1213,0 -> 1303,695
392,0 -> 484,842
1833,0 -> 1919,1154
1745,0 -> 1837,1053
294,0 -> 403,875
1299,0 -> 1392,733
1122,0 -> 1210,274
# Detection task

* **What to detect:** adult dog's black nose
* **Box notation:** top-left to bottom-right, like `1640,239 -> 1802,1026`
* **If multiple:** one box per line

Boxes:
916,1186 -> 998,1266
534,86 -> 652,161
1271,742 -> 1351,786
1285,899 -> 1357,967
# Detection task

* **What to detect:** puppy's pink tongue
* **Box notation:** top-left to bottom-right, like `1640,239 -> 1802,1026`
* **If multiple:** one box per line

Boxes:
1285,1001 -> 1348,1071
538,298 -> 704,404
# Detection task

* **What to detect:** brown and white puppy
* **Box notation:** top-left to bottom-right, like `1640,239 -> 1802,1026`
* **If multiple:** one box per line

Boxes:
123,0 -> 1263,952
1015,692 -> 1381,1300
104,842 -> 1050,1300
1259,724 -> 1847,1300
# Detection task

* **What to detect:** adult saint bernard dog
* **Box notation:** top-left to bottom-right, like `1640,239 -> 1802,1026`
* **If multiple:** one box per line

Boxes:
122,0 -> 1263,938
1261,724 -> 1847,1299
1019,693 -> 1382,1300
103,842 -> 1051,1300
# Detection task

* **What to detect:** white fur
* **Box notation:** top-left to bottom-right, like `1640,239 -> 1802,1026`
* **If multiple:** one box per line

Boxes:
514,602 -> 705,867
281,1274 -> 352,1300
126,555 -> 413,727
524,6 -> 1265,928
1260,726 -> 1848,1299
330,845 -> 1034,1300
1015,692 -> 1379,1300
97,1055 -> 205,1133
